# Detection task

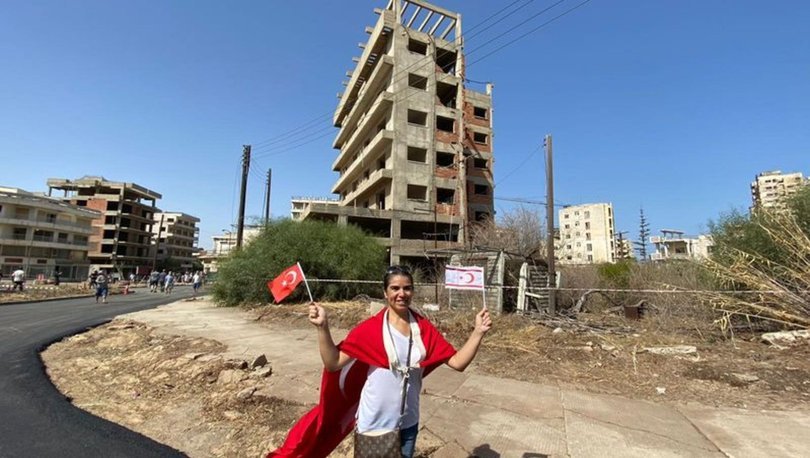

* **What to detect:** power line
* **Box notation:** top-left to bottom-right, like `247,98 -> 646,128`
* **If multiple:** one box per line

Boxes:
462,0 -> 539,43
244,0 -> 574,150
468,0 -> 593,67
495,145 -> 541,187
251,129 -> 335,160
496,196 -> 569,207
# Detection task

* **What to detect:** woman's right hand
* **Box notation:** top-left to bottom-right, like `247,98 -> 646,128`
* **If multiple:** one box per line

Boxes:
308,303 -> 327,328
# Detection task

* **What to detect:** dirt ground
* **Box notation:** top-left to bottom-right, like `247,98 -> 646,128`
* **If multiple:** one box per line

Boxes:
42,301 -> 810,457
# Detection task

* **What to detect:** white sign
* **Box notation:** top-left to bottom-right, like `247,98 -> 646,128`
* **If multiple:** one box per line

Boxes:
445,265 -> 485,290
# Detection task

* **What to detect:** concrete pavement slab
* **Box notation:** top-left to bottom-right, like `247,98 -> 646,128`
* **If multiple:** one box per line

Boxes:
422,400 -> 568,457
562,390 -> 724,457
678,406 -> 810,457
423,364 -> 469,397
453,374 -> 564,420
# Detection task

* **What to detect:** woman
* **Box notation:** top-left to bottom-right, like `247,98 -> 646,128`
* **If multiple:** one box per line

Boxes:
270,266 -> 491,458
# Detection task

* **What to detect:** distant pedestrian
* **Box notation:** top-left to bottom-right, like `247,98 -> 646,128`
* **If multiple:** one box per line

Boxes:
158,270 -> 167,292
12,268 -> 25,291
53,266 -> 61,286
129,272 -> 136,284
192,271 -> 202,295
149,270 -> 160,292
89,270 -> 98,290
95,270 -> 109,304
164,271 -> 175,294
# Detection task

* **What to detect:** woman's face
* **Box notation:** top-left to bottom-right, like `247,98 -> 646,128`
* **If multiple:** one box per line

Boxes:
384,274 -> 413,312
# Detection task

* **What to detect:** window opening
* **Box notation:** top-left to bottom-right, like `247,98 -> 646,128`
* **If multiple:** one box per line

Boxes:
436,151 -> 455,167
407,146 -> 427,163
408,73 -> 428,90
436,116 -> 454,133
407,185 -> 427,201
408,39 -> 428,55
407,110 -> 427,126
436,188 -> 455,204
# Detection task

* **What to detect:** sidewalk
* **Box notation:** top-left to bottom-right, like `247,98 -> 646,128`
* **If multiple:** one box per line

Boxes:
124,299 -> 810,457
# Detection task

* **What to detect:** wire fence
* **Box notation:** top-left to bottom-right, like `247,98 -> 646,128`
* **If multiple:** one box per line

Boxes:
303,277 -> 806,296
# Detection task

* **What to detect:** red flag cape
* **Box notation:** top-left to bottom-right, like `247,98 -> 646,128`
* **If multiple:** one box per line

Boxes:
268,264 -> 304,303
268,308 -> 456,458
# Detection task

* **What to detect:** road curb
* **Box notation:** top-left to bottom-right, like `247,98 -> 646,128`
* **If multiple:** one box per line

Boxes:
0,288 -> 145,306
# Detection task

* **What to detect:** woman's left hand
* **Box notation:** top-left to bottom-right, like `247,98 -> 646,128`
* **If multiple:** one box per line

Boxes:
475,308 -> 492,336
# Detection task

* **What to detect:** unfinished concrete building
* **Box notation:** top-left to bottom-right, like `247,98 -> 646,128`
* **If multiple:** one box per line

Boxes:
299,0 -> 495,266
47,176 -> 160,274
152,212 -> 201,269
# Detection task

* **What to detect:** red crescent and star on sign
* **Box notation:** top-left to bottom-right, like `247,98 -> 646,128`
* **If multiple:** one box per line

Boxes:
461,272 -> 475,284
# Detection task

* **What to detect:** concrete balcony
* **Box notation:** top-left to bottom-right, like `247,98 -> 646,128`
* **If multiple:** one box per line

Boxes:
342,168 -> 393,206
0,236 -> 89,251
333,91 -> 394,171
0,216 -> 94,235
333,54 -> 394,149
334,9 -> 396,125
332,130 -> 394,193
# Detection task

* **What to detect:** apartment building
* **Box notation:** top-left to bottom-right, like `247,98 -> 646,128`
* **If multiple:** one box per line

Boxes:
198,228 -> 261,273
750,170 -> 806,212
558,203 -> 615,264
298,0 -> 495,265
0,187 -> 99,281
47,176 -> 160,274
152,212 -> 200,268
291,197 -> 339,221
650,230 -> 713,261
615,237 -> 635,260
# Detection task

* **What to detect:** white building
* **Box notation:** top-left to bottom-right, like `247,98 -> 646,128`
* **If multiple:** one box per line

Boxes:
152,212 -> 200,268
290,196 -> 339,221
558,203 -> 615,264
0,187 -> 100,281
650,230 -> 714,261
750,170 -> 806,212
199,228 -> 261,273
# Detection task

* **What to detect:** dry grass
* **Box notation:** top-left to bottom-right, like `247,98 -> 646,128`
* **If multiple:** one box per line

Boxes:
253,300 -> 810,410
705,212 -> 810,329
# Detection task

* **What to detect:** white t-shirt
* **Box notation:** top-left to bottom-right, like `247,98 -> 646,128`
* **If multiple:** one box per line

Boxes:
12,270 -> 25,282
356,325 -> 423,433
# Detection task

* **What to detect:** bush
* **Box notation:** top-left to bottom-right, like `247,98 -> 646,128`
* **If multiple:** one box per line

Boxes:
597,260 -> 633,288
710,186 -> 810,268
212,219 -> 388,306
706,186 -> 810,328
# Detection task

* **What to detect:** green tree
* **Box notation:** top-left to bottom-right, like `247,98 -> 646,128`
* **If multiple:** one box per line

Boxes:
710,186 -> 810,268
212,219 -> 387,306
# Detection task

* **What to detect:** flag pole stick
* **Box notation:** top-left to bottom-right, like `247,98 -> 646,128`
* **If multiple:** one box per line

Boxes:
482,285 -> 487,310
297,262 -> 314,303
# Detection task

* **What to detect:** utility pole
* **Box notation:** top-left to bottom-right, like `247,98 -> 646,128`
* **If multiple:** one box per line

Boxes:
544,134 -> 557,315
151,214 -> 164,271
264,168 -> 272,225
236,145 -> 251,249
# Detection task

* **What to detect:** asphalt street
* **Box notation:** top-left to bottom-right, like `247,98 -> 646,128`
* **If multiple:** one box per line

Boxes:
0,287 -> 197,458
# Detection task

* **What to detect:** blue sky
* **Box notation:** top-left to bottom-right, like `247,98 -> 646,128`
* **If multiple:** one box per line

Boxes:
1,0 -> 808,249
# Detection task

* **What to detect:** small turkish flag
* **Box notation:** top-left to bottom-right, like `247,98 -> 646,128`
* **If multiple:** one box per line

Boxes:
267,263 -> 305,303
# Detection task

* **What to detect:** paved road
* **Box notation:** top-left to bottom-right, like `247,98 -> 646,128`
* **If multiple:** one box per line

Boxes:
0,287 -> 197,458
